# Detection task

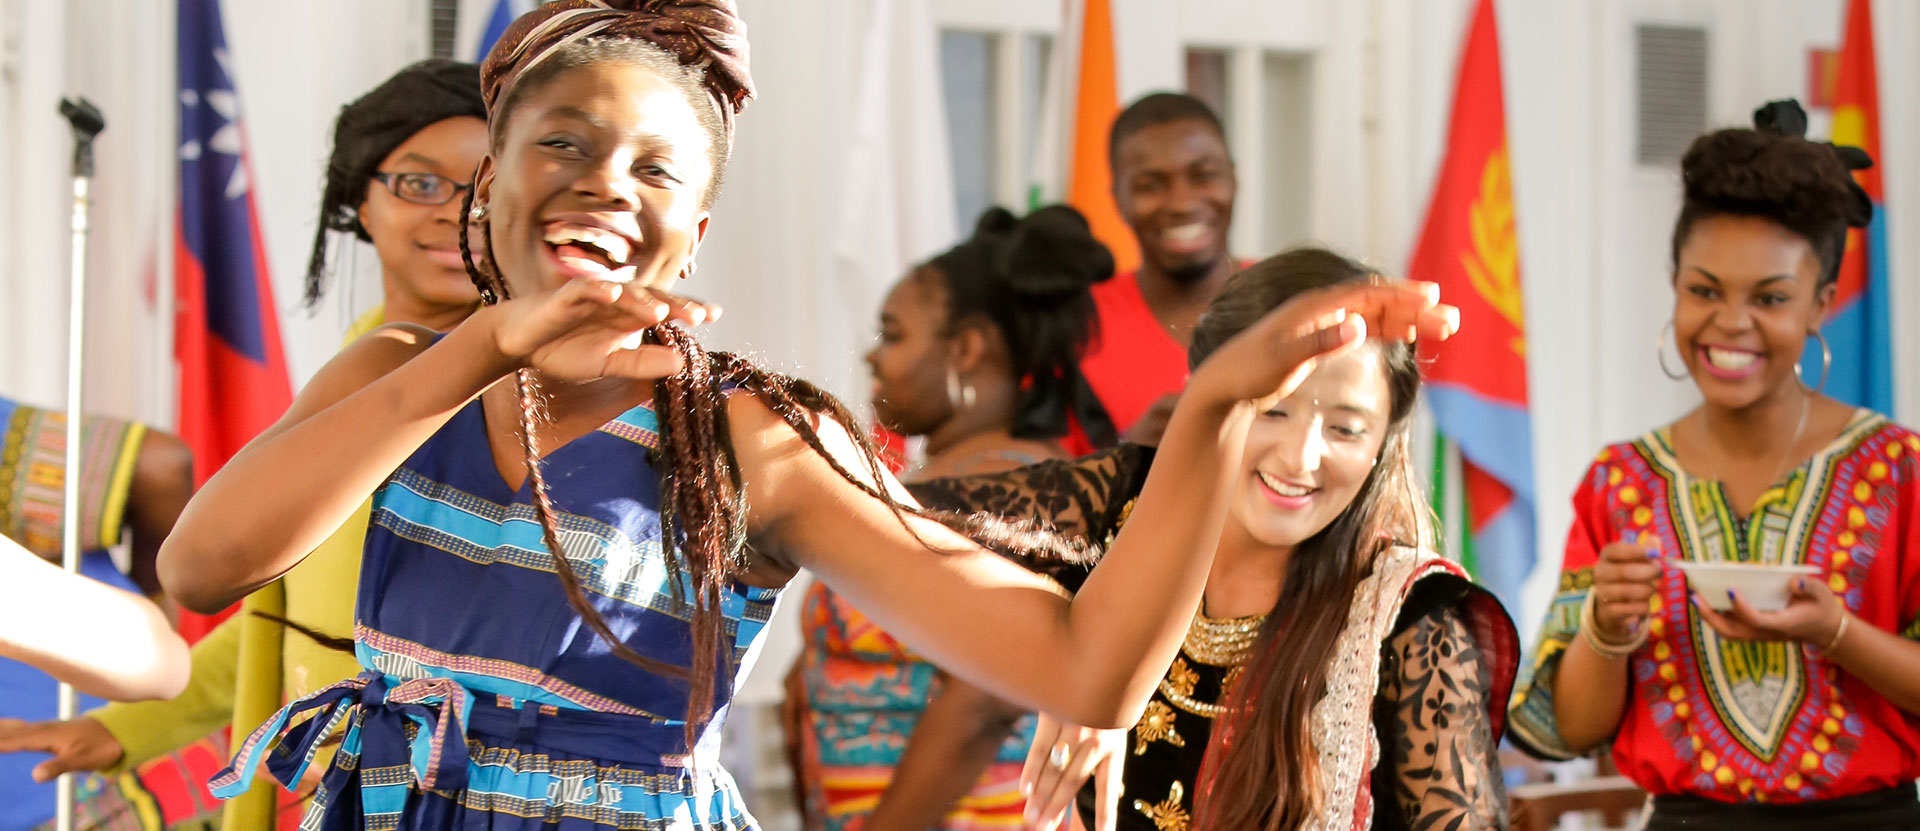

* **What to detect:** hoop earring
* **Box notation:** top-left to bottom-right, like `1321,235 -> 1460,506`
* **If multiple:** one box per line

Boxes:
1797,330 -> 1832,393
945,368 -> 976,410
1657,320 -> 1690,381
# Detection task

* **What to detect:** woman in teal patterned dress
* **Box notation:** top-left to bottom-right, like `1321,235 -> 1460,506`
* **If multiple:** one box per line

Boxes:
156,3 -> 1459,830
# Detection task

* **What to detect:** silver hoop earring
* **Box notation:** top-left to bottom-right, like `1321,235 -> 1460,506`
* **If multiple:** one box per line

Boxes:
945,368 -> 976,410
1657,320 -> 1690,381
469,203 -> 489,222
1798,330 -> 1832,393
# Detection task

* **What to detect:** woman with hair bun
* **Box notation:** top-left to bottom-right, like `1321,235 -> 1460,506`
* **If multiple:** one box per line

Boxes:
788,205 -> 1113,831
1509,100 -> 1920,829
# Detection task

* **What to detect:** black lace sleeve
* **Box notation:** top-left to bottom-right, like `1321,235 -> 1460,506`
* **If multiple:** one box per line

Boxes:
905,443 -> 1154,591
1373,580 -> 1509,831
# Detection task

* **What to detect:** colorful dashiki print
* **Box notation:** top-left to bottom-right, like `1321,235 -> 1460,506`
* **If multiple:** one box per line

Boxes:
1510,410 -> 1920,804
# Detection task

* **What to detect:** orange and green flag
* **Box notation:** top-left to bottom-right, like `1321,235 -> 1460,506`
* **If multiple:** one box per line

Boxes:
1031,0 -> 1139,274
1411,0 -> 1534,607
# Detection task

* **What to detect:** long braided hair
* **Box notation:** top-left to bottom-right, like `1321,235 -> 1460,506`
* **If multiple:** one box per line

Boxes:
461,30 -> 1075,747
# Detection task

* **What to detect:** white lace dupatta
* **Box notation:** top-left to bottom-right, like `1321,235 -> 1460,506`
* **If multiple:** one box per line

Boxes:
1302,546 -> 1457,831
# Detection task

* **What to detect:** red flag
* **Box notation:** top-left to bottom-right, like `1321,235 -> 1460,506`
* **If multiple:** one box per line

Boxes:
174,0 -> 293,640
1410,0 -> 1535,606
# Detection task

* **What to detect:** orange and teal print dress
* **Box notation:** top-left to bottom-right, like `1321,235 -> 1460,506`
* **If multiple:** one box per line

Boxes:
1509,410 -> 1920,808
799,581 -> 1035,831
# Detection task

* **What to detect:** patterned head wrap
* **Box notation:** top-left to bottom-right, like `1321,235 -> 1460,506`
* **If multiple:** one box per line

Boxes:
479,0 -> 754,143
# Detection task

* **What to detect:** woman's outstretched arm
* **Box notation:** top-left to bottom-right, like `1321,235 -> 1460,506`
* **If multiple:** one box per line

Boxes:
0,536 -> 189,701
159,281 -> 712,613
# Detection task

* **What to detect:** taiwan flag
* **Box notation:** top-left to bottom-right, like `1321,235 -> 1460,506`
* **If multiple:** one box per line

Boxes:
1818,0 -> 1893,413
174,0 -> 292,640
1411,0 -> 1535,609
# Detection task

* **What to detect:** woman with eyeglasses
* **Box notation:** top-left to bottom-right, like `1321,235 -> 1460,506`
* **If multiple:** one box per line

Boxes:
0,59 -> 488,831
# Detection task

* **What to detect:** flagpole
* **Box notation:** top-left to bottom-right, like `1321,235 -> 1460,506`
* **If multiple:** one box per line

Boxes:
56,95 -> 105,831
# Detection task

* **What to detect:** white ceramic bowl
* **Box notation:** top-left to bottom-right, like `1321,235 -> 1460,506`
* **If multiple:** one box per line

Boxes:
1671,561 -> 1822,612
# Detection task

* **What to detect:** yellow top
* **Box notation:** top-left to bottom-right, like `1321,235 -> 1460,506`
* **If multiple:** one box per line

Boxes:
89,305 -> 387,826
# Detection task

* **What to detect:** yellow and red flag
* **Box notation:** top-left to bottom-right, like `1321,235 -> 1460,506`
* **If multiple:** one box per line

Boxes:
1819,0 -> 1892,412
1410,0 -> 1534,606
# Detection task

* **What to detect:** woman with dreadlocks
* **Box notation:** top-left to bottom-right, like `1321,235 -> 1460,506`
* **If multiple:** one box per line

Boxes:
160,3 -> 1455,830
0,58 -> 488,831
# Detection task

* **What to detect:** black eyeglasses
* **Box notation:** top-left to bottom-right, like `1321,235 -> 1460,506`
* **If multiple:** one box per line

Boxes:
371,172 -> 472,206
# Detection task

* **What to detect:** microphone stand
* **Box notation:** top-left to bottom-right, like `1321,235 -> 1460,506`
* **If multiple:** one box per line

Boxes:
55,95 -> 105,831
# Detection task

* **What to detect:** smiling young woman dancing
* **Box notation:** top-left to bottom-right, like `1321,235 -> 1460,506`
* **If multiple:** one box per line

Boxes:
918,249 -> 1519,831
156,4 -> 1455,830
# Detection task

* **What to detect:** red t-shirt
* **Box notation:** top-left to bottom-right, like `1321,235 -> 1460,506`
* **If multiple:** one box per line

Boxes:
1063,270 -> 1192,456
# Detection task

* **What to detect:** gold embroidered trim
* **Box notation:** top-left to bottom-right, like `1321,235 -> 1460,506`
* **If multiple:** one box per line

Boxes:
1132,782 -> 1191,831
1133,699 -> 1185,755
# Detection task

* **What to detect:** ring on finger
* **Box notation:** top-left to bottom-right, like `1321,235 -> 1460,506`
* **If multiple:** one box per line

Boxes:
1048,741 -> 1070,770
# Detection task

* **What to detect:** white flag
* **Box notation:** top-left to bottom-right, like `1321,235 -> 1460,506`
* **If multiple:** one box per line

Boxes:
1027,0 -> 1081,209
823,0 -> 958,404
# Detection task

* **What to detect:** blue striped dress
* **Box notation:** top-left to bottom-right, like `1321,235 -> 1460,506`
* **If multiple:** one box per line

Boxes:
212,396 -> 781,830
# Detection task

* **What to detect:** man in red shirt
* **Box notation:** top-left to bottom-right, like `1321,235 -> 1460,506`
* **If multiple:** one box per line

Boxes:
1072,92 -> 1240,452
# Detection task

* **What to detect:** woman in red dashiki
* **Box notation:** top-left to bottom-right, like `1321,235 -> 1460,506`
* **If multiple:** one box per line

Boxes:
1507,100 -> 1920,830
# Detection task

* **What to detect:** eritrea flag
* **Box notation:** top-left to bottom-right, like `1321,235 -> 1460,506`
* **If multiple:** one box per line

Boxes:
1817,0 -> 1893,413
174,0 -> 292,640
1411,0 -> 1535,609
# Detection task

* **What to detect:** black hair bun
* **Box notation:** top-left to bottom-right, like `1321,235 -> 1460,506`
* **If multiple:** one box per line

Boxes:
972,206 -> 1019,236
1680,128 -> 1864,234
998,205 -> 1116,298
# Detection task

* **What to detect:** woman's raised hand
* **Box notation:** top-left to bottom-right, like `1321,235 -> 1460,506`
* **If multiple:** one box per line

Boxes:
1187,279 -> 1457,412
486,280 -> 721,382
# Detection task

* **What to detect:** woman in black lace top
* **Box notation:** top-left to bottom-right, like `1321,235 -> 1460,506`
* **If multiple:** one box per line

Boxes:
910,248 -> 1520,831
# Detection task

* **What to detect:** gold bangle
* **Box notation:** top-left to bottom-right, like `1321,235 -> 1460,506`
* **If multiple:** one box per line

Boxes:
1580,592 -> 1647,659
1821,613 -> 1852,653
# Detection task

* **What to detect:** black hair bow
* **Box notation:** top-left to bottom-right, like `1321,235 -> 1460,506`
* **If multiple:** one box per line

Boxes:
1753,98 -> 1875,228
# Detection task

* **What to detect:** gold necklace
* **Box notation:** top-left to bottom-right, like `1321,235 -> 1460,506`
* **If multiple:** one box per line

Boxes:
1157,610 -> 1266,718
1183,609 -> 1265,666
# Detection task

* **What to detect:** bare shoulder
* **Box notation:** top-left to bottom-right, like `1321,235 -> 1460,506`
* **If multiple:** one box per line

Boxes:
321,322 -> 441,386
258,321 -> 449,443
723,388 -> 900,578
